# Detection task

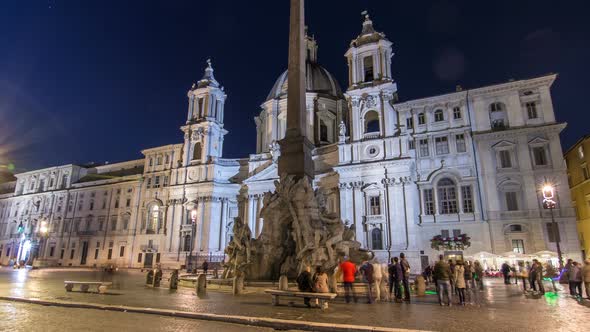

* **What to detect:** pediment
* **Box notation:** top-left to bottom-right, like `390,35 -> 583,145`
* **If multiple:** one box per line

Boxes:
244,163 -> 278,183
491,140 -> 516,149
528,136 -> 549,146
361,182 -> 381,192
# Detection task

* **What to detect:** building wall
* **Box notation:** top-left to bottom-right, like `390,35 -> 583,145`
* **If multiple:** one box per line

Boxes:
565,137 -> 590,259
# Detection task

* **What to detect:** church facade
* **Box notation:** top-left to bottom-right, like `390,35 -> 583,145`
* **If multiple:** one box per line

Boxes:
0,15 -> 580,270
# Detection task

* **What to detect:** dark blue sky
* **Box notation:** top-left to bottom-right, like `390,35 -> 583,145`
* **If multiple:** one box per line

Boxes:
0,1 -> 588,172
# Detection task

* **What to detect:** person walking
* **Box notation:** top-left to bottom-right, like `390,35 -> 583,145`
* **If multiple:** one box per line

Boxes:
501,262 -> 511,285
400,252 -> 411,302
570,262 -> 583,299
464,260 -> 473,302
360,261 -> 375,303
582,259 -> 590,300
433,254 -> 453,306
531,259 -> 545,295
296,265 -> 314,308
454,261 -> 467,306
339,256 -> 358,303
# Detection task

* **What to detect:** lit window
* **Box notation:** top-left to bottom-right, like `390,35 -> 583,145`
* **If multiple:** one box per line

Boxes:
512,239 -> 525,254
583,166 -> 590,180
578,146 -> 585,159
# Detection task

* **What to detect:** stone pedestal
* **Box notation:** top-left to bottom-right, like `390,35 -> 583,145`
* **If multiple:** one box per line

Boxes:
196,273 -> 207,292
415,275 -> 426,296
278,275 -> 289,290
232,276 -> 244,295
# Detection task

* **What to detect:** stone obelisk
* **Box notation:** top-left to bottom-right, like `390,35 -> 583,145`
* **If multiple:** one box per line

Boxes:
278,0 -> 314,179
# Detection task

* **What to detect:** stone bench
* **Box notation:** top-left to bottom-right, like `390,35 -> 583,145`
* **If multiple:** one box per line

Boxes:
64,281 -> 113,294
265,289 -> 337,309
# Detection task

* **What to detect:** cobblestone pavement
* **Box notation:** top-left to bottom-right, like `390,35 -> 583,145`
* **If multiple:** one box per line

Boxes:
0,301 -> 275,332
0,268 -> 588,332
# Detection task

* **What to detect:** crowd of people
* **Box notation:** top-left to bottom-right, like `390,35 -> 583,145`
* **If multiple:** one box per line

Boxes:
294,255 -> 590,308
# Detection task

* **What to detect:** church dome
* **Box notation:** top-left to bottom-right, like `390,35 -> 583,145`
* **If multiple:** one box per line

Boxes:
266,61 -> 344,101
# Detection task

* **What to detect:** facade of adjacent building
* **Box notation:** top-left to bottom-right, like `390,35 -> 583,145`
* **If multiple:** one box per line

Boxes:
564,137 -> 590,259
0,15 -> 581,270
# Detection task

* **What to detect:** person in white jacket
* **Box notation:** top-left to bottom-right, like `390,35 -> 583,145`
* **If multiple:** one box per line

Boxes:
454,261 -> 467,306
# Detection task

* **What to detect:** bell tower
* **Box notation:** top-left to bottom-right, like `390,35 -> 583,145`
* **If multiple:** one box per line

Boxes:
181,60 -> 228,166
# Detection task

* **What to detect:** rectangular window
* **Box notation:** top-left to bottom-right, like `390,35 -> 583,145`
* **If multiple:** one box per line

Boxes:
60,249 -> 65,259
408,140 -> 415,150
163,176 -> 169,187
111,217 -> 117,231
406,117 -> 414,129
89,201 -> 94,210
441,230 -> 450,238
119,246 -> 125,257
107,249 -> 113,260
70,249 -> 75,260
115,198 -> 120,209
583,166 -> 590,180
363,55 -> 374,81
138,253 -> 143,263
49,246 -> 55,257
126,199 -> 131,207
512,239 -> 525,254
153,176 -> 160,188
505,192 -> 518,211
418,113 -> 425,125
532,147 -> 547,166
455,134 -> 466,153
435,136 -> 449,155
146,178 -> 152,189
453,107 -> 462,119
461,185 -> 474,213
499,150 -> 512,168
526,102 -> 538,119
94,248 -> 99,260
423,189 -> 435,215
546,223 -> 561,243
419,139 -> 429,157
369,196 -> 381,215
452,229 -> 461,237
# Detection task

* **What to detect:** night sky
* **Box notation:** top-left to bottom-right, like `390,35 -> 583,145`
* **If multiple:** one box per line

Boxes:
0,1 -> 588,172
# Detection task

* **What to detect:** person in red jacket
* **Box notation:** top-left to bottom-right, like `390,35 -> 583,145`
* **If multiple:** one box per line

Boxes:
339,256 -> 358,303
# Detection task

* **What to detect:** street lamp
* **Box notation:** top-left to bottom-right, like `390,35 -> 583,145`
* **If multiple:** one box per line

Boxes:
541,180 -> 564,269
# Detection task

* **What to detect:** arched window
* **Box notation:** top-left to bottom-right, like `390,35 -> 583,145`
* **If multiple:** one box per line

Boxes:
371,228 -> 383,250
319,120 -> 328,142
489,102 -> 508,130
192,143 -> 202,161
364,111 -> 380,134
434,109 -> 444,122
437,178 -> 458,214
147,205 -> 160,233
183,234 -> 191,252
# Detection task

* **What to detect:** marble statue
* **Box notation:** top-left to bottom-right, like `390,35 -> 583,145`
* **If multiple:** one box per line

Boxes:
224,174 -> 373,280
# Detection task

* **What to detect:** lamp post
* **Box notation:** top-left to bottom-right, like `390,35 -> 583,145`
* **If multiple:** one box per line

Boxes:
189,208 -> 198,271
541,181 -> 564,269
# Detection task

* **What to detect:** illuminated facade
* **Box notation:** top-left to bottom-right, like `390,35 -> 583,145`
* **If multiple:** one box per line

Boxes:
0,14 -> 581,270
564,136 -> 590,259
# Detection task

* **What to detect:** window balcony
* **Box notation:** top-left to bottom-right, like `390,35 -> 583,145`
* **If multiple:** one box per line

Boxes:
77,230 -> 97,236
140,244 -> 159,252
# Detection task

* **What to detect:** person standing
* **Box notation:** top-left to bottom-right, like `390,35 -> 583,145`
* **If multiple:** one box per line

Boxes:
202,260 -> 209,275
433,254 -> 453,306
582,259 -> 590,299
454,261 -> 467,306
389,257 -> 403,302
501,262 -> 511,285
360,261 -> 375,303
463,261 -> 473,302
339,256 -> 358,303
518,261 -> 529,292
448,259 -> 456,295
532,259 -> 545,295
387,258 -> 396,299
473,261 -> 484,291
570,262 -> 583,299
313,266 -> 330,293
371,260 -> 385,301
400,252 -> 411,302
296,265 -> 314,308
565,259 -> 574,296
